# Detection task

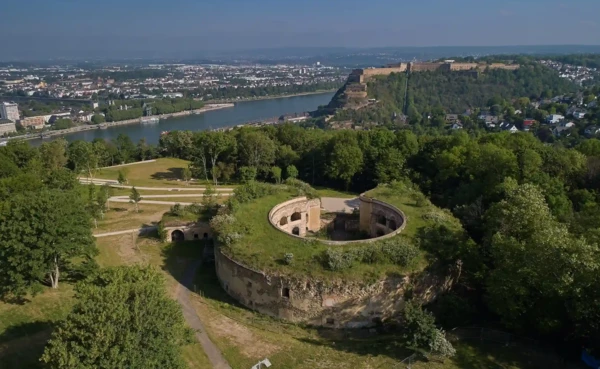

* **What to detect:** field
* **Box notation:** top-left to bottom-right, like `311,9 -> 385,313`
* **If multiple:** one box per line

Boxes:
94,158 -> 232,188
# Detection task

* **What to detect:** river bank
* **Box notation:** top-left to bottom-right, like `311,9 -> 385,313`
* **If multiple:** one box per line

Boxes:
4,103 -> 234,142
24,92 -> 335,145
204,89 -> 337,104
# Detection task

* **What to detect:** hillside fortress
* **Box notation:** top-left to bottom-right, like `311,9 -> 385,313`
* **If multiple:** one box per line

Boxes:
351,61 -> 520,84
333,61 -> 520,109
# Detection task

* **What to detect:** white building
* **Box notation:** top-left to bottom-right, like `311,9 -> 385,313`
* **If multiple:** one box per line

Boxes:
0,102 -> 19,122
546,114 -> 565,124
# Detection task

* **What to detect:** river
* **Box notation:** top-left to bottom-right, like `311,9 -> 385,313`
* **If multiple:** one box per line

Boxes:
30,92 -> 334,145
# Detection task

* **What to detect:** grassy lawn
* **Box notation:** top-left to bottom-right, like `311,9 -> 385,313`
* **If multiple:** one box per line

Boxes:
94,158 -> 235,188
0,286 -> 75,369
94,202 -> 171,234
189,263 -> 570,369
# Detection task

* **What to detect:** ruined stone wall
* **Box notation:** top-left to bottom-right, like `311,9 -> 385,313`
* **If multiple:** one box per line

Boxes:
359,195 -> 406,238
269,197 -> 321,237
215,247 -> 454,328
484,63 -> 520,70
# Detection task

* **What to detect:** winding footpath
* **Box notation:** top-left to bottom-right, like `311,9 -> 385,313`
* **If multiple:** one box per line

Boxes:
178,260 -> 232,369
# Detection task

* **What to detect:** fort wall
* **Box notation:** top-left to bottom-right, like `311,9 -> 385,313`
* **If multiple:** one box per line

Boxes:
358,195 -> 405,238
268,197 -> 321,237
215,245 -> 453,328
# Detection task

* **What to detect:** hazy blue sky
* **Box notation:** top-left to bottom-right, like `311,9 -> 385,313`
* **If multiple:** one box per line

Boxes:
1,0 -> 599,59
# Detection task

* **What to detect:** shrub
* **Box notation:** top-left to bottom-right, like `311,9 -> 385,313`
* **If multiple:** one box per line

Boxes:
169,203 -> 184,217
285,178 -> 318,199
380,238 -> 420,266
157,221 -> 168,242
324,248 -> 355,271
283,253 -> 294,265
233,181 -> 274,203
402,301 -> 437,349
429,329 -> 456,359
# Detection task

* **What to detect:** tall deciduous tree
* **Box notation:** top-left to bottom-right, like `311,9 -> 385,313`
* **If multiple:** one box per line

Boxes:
39,138 -> 68,171
0,190 -> 95,296
326,135 -> 364,190
484,182 -> 599,333
68,140 -> 98,179
41,266 -> 193,369
237,129 -> 276,169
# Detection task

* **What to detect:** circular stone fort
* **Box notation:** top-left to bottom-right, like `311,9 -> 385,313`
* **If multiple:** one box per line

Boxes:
212,183 -> 458,328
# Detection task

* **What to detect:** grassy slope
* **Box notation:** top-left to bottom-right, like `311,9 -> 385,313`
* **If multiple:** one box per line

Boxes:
224,182 -> 460,281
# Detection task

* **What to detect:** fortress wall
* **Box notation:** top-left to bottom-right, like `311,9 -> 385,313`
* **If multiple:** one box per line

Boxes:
361,66 -> 407,79
268,197 -> 321,237
485,63 -> 520,70
408,62 -> 444,72
449,63 -> 479,71
359,195 -> 406,238
215,246 -> 454,328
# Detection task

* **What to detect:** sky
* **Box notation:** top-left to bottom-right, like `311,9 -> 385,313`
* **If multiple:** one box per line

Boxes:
1,0 -> 599,60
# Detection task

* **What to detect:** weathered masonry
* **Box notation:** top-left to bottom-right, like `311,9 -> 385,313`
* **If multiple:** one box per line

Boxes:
165,222 -> 212,242
269,197 -> 321,237
214,193 -> 451,328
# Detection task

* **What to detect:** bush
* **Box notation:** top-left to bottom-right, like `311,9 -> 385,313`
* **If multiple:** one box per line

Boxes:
283,253 -> 294,265
157,222 -> 168,242
233,181 -> 274,204
285,178 -> 318,199
429,329 -> 456,359
380,238 -> 420,266
324,248 -> 355,271
169,203 -> 184,217
403,301 -> 437,349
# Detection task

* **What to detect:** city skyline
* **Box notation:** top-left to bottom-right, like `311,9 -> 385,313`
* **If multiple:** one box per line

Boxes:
1,0 -> 600,60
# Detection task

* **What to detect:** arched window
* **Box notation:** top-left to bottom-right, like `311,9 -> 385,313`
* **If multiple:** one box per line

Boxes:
203,232 -> 209,239
292,227 -> 300,236
291,212 -> 302,222
280,217 -> 288,226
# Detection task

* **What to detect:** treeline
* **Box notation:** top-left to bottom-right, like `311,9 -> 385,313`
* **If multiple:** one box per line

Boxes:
194,81 -> 340,100
99,98 -> 204,122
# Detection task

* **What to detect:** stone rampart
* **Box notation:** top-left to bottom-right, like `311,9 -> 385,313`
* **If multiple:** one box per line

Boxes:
165,222 -> 212,242
215,246 -> 454,328
358,195 -> 406,238
268,197 -> 321,237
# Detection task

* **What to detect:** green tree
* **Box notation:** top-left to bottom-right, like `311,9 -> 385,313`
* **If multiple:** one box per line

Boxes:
182,166 -> 192,184
270,166 -> 282,184
285,164 -> 299,179
68,140 -> 98,179
41,266 -> 193,369
129,187 -> 142,213
39,138 -> 68,171
484,182 -> 598,333
237,129 -> 276,169
238,166 -> 257,183
204,131 -> 236,185
327,137 -> 364,189
0,190 -> 95,296
90,114 -> 105,124
117,169 -> 128,185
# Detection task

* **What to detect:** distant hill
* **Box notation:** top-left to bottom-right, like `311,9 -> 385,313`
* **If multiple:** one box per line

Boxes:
322,60 -> 576,125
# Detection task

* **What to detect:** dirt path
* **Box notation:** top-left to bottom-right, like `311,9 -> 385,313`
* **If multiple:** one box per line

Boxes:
93,226 -> 156,238
177,260 -> 231,369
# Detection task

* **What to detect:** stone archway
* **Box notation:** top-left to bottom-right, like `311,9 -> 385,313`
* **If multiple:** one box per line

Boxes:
280,217 -> 288,226
171,230 -> 185,242
291,212 -> 302,222
292,227 -> 300,236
